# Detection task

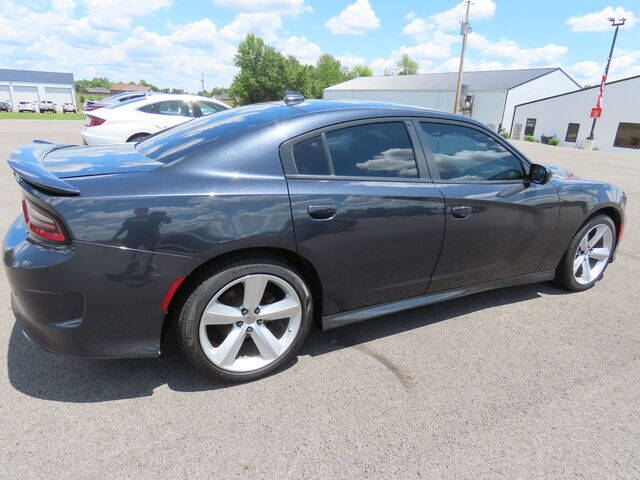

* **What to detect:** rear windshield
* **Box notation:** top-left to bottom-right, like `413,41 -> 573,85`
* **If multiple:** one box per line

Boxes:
137,103 -> 301,164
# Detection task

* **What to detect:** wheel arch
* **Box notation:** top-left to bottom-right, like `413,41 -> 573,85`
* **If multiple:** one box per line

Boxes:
161,246 -> 324,343
583,205 -> 623,241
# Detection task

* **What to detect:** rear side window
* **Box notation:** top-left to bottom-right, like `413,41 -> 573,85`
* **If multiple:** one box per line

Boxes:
139,100 -> 195,116
325,122 -> 418,178
198,101 -> 227,116
420,122 -> 524,182
292,137 -> 330,175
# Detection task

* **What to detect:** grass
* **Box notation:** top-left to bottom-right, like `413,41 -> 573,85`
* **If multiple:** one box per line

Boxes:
0,112 -> 84,120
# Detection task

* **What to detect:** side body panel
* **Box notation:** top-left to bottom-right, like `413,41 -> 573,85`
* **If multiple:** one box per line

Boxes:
427,182 -> 559,292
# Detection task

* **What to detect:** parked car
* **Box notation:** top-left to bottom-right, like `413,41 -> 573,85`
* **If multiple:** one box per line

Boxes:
17,101 -> 36,112
81,94 -> 230,145
39,100 -> 56,113
84,91 -> 161,111
4,96 -> 626,382
62,103 -> 77,113
0,101 -> 10,112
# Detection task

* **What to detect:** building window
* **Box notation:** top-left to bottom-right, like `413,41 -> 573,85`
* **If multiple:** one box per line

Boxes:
613,123 -> 640,149
565,123 -> 580,142
524,118 -> 536,136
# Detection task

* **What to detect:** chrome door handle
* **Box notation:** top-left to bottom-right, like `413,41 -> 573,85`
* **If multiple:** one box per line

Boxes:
451,205 -> 472,219
307,205 -> 337,220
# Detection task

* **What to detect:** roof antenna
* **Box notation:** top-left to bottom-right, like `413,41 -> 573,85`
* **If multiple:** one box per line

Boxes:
283,90 -> 305,106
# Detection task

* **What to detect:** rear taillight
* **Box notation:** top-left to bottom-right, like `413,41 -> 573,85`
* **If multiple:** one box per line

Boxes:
86,116 -> 105,127
86,105 -> 104,111
21,197 -> 70,244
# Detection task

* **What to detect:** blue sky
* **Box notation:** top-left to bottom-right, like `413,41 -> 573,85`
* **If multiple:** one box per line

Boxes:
1,0 -> 639,91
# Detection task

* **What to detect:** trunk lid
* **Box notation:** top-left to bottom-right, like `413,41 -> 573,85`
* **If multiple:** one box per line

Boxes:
8,141 -> 162,195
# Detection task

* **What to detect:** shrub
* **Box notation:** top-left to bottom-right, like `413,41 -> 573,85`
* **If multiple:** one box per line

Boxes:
500,131 -> 510,139
524,135 -> 539,142
548,138 -> 560,146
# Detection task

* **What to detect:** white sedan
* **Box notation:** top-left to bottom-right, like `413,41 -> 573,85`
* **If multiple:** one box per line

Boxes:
81,94 -> 230,145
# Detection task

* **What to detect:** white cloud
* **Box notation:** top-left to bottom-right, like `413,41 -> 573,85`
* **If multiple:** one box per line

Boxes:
337,54 -> 366,69
326,0 -> 380,35
468,32 -> 567,65
212,0 -> 311,16
370,57 -> 396,75
567,6 -> 636,32
219,12 -> 282,42
394,31 -> 459,60
82,0 -> 173,30
280,35 -> 322,64
431,57 -> 504,73
568,55 -> 640,85
404,0 -> 495,38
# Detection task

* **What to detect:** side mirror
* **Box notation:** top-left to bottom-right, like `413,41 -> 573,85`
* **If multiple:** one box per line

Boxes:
528,164 -> 552,184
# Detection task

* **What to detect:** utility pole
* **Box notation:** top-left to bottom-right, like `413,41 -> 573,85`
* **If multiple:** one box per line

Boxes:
586,17 -> 625,144
453,1 -> 472,114
201,73 -> 205,95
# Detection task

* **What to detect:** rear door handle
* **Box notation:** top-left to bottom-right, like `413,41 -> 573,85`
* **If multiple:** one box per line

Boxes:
451,205 -> 472,219
307,205 -> 337,220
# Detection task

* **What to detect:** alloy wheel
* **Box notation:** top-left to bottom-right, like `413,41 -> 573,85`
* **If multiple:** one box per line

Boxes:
198,274 -> 302,372
573,224 -> 613,285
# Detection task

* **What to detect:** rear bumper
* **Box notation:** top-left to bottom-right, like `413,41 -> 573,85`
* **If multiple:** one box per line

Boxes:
81,128 -> 123,146
4,215 -> 199,358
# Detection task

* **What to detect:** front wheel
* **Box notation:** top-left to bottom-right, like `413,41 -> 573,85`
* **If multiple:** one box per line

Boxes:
555,214 -> 616,291
177,258 -> 313,382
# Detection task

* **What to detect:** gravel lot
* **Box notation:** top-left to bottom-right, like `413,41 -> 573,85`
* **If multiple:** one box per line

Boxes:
1,119 -> 639,479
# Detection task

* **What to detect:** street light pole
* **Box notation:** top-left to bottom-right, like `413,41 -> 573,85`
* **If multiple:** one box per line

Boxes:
587,17 -> 626,140
453,1 -> 471,114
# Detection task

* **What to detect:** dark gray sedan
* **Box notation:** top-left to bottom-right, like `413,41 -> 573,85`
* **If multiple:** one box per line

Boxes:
4,96 -> 626,381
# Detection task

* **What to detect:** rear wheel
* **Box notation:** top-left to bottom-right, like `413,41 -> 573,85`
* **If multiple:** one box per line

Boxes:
177,258 -> 313,382
555,214 -> 616,291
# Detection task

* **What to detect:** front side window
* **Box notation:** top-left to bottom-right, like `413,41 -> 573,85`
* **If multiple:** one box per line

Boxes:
420,122 -> 524,182
324,122 -> 418,178
565,123 -> 580,142
613,122 -> 640,149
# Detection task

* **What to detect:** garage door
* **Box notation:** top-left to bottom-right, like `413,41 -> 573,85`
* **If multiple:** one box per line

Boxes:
13,85 -> 39,104
0,85 -> 10,106
45,86 -> 73,110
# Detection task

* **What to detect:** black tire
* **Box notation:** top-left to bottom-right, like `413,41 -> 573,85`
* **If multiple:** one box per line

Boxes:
177,257 -> 313,382
127,133 -> 150,142
555,214 -> 616,291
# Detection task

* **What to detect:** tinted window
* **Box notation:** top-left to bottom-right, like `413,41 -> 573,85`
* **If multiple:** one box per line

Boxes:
139,100 -> 195,116
420,123 -> 524,182
137,103 -> 301,164
293,137 -> 330,175
325,122 -> 417,178
613,122 -> 640,149
198,101 -> 227,116
565,123 -> 580,142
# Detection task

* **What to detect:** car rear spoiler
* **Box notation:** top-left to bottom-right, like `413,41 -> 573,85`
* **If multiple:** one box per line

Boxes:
7,140 -> 80,195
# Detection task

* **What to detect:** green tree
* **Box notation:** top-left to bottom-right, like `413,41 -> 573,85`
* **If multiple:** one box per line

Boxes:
397,54 -> 419,75
230,34 -> 292,104
306,54 -> 353,98
351,65 -> 373,77
139,79 -> 160,91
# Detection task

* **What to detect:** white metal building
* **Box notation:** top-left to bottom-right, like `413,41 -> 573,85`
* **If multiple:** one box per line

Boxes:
511,75 -> 640,153
323,67 -> 580,132
0,69 -> 76,112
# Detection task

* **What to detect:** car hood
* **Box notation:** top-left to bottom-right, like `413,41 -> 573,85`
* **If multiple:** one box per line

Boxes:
43,143 -> 163,179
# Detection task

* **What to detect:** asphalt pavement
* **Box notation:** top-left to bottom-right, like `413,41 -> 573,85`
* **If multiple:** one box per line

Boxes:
1,119 -> 639,479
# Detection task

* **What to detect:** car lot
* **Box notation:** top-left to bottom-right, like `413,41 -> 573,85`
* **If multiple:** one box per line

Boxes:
1,119 -> 639,479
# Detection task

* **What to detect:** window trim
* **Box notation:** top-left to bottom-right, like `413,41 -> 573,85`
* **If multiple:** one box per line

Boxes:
414,118 -> 531,185
280,117 -> 431,182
